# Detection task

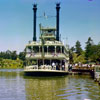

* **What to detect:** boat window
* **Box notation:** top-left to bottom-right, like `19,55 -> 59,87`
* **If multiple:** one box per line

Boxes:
27,46 -> 32,52
33,46 -> 39,53
44,46 -> 47,52
48,46 -> 55,53
56,46 -> 61,53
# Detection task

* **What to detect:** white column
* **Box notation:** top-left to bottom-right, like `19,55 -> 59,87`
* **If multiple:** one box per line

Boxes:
60,60 -> 62,70
55,46 -> 56,54
37,59 -> 38,69
43,59 -> 44,65
60,46 -> 62,53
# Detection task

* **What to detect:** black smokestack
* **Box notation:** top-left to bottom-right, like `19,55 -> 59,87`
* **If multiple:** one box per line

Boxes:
56,3 -> 60,41
33,4 -> 37,41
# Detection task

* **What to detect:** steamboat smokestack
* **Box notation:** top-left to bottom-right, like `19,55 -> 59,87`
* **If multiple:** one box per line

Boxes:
33,4 -> 37,41
56,3 -> 60,41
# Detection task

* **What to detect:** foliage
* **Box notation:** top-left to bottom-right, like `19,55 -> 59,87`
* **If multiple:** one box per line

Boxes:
69,37 -> 100,64
0,50 -> 25,68
85,37 -> 93,61
0,50 -> 17,60
75,40 -> 82,56
73,52 -> 86,64
0,59 -> 23,69
89,44 -> 100,62
19,52 -> 26,61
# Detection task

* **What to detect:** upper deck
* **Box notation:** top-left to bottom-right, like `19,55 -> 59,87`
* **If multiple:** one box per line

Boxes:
40,26 -> 56,41
25,25 -> 69,60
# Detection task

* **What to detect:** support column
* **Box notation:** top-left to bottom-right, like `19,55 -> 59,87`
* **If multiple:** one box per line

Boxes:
47,46 -> 48,54
43,59 -> 44,65
31,46 -> 33,52
37,59 -> 38,68
55,46 -> 56,54
60,46 -> 62,53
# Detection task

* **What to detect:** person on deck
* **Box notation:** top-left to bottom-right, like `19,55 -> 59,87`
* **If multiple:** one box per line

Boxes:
62,65 -> 65,70
52,62 -> 55,70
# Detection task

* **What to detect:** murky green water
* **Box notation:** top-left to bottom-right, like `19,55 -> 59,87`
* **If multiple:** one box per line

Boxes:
0,69 -> 100,100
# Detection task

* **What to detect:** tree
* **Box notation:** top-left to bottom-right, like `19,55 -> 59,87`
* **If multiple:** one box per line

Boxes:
85,37 -> 94,62
6,50 -> 11,59
89,44 -> 100,63
19,52 -> 25,61
11,51 -> 17,60
69,46 -> 75,64
73,51 -> 86,64
75,40 -> 82,56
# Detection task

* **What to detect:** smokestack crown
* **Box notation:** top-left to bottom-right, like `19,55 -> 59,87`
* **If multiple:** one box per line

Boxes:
56,3 -> 60,9
33,4 -> 37,10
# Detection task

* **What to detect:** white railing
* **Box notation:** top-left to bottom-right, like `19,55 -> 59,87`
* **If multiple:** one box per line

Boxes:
25,65 -> 66,71
26,52 -> 68,59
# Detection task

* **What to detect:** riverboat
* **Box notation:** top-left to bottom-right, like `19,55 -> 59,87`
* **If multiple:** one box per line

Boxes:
24,3 -> 69,76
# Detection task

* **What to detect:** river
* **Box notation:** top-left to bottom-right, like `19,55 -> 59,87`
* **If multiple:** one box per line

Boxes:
0,69 -> 100,100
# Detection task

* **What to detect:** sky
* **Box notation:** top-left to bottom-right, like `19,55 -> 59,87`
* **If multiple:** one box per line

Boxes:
0,0 -> 100,53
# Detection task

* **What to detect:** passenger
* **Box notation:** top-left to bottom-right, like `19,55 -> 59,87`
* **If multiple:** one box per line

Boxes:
70,64 -> 72,71
52,62 -> 55,70
62,65 -> 65,70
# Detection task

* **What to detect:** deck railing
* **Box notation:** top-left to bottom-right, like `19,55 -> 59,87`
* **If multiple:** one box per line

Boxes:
26,52 -> 68,59
25,65 -> 65,71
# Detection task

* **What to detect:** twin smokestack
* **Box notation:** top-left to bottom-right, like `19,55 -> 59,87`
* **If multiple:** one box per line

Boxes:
33,3 -> 60,41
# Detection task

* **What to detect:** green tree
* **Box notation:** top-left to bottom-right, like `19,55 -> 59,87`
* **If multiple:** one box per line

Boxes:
85,37 -> 93,62
6,50 -> 11,59
75,40 -> 82,56
89,44 -> 100,63
19,52 -> 25,61
69,46 -> 75,64
73,51 -> 86,64
11,51 -> 17,60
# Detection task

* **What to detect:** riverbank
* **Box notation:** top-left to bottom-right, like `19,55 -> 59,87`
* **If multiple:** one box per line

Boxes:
0,59 -> 23,69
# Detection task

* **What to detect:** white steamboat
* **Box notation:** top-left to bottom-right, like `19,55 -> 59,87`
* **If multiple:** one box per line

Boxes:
24,3 -> 69,76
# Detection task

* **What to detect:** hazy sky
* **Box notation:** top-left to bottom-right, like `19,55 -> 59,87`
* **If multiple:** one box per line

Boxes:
0,0 -> 100,53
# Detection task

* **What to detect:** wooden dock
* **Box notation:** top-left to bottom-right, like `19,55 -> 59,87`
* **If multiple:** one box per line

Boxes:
69,68 -> 95,78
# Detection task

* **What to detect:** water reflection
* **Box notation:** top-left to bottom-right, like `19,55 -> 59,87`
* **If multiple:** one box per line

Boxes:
24,76 -> 68,100
0,69 -> 100,100
24,75 -> 100,100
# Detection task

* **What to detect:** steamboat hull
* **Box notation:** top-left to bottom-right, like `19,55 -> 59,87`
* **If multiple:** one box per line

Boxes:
24,70 -> 68,76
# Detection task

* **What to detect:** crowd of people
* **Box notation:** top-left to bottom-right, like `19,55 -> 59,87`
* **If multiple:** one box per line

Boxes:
51,62 -> 65,71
